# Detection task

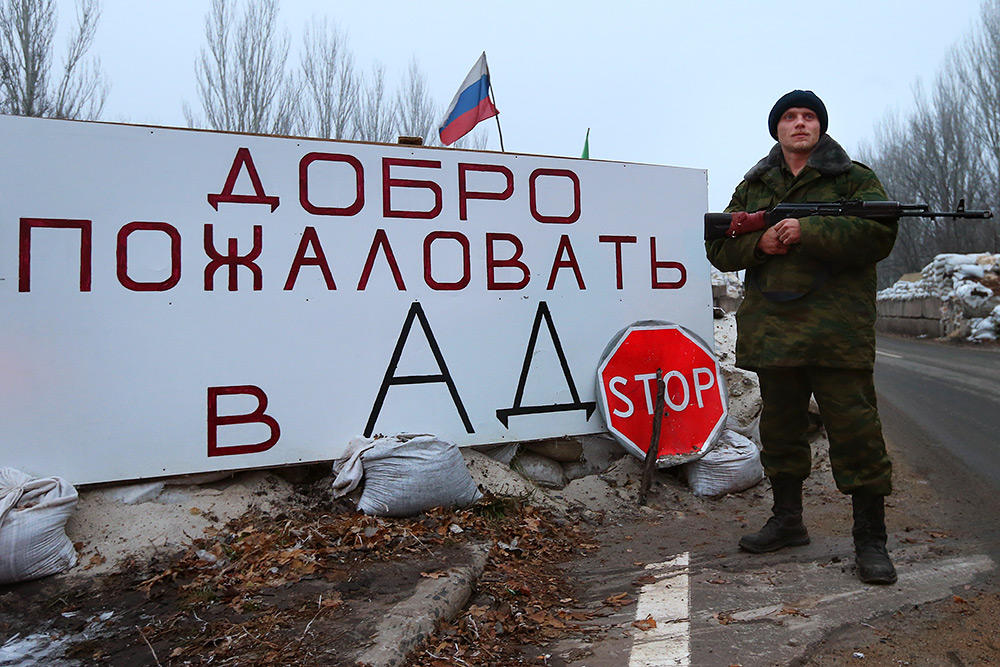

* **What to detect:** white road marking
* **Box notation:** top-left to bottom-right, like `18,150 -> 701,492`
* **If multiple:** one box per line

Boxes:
875,350 -> 903,358
629,553 -> 690,667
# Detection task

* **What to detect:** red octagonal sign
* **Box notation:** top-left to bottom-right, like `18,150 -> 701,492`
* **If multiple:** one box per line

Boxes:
596,323 -> 728,466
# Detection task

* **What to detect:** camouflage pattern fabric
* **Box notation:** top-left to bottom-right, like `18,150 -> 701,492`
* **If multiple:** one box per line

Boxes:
705,134 -> 897,370
757,366 -> 892,495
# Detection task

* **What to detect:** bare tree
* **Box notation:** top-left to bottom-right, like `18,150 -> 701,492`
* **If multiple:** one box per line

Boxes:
299,17 -> 359,139
860,115 -> 929,285
862,2 -> 1000,286
957,0 -> 1000,197
0,0 -> 106,119
352,62 -> 395,143
186,0 -> 296,135
394,58 -> 438,144
454,127 -> 491,151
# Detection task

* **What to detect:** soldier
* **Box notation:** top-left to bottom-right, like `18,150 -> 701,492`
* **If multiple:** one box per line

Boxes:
705,90 -> 898,585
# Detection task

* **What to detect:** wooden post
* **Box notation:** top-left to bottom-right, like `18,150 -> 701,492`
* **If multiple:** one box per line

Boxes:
638,368 -> 666,506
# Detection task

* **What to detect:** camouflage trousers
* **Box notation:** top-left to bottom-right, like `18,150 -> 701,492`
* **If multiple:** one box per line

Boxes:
756,366 -> 892,496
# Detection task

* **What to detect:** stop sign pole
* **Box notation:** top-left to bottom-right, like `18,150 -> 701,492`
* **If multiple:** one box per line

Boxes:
638,368 -> 665,505
596,322 -> 728,467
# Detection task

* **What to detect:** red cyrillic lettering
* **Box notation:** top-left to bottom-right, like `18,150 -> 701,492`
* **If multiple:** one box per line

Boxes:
599,235 -> 637,289
529,168 -> 581,224
424,231 -> 470,291
207,147 -> 280,211
207,385 -> 280,457
457,163 -> 513,220
547,234 -> 585,290
116,222 -> 181,291
486,232 -> 529,290
357,228 -> 406,290
284,226 -> 336,290
203,224 -> 264,291
18,218 -> 92,292
299,152 -> 364,216
382,157 -> 442,219
650,238 -> 687,289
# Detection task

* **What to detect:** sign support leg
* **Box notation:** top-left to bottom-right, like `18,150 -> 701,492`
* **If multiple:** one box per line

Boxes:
639,368 -> 665,505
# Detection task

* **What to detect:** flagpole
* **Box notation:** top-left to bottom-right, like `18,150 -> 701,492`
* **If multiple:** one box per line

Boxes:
489,82 -> 505,153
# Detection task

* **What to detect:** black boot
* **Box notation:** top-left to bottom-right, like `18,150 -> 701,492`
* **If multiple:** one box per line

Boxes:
739,479 -> 810,553
852,492 -> 897,585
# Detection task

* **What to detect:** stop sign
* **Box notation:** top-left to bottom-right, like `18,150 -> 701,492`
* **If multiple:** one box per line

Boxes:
596,323 -> 728,466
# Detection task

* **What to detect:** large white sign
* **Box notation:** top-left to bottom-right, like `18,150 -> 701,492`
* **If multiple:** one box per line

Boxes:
0,116 -> 710,485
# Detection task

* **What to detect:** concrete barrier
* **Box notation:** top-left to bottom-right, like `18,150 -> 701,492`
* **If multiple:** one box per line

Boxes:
876,315 -> 943,338
876,296 -> 944,337
922,296 -> 943,319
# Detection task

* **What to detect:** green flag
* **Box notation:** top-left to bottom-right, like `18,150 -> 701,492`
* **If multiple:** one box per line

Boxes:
581,128 -> 590,159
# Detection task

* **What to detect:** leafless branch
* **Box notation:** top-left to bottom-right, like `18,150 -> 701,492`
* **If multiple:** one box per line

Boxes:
352,61 -> 395,143
187,0 -> 296,134
0,0 -> 106,119
299,17 -> 359,139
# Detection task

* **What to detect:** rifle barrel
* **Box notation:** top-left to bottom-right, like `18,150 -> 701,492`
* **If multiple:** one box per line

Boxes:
900,210 -> 993,219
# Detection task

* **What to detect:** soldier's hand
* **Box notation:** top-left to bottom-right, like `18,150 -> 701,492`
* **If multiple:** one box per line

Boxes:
773,218 -> 802,245
757,227 -> 789,255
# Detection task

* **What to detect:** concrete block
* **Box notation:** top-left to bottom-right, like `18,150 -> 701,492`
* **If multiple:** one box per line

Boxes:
877,316 -> 942,338
563,434 -> 626,480
525,438 -> 583,462
902,299 -> 925,318
877,299 -> 904,317
921,296 -> 943,320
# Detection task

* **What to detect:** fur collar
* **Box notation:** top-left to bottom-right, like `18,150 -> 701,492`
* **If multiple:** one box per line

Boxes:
744,134 -> 852,182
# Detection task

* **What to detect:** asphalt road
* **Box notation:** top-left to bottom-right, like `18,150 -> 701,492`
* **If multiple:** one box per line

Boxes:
539,335 -> 1000,666
874,334 -> 1000,490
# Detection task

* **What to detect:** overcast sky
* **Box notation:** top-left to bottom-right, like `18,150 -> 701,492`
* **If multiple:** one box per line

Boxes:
71,0 -> 984,210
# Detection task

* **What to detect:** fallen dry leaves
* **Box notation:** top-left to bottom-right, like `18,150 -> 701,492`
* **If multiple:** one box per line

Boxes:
632,614 -> 657,631
121,490 -> 592,666
603,592 -> 636,608
410,497 -> 595,666
420,571 -> 448,579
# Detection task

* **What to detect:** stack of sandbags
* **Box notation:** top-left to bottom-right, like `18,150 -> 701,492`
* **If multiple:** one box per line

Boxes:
508,435 -> 626,489
969,304 -> 1000,342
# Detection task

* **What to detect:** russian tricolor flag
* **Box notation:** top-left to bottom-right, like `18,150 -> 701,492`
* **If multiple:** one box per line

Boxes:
439,52 -> 498,146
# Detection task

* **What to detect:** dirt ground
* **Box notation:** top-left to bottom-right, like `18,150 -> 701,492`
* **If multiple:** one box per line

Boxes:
0,476 -> 594,666
3,316 -> 998,665
3,433 -> 1000,666
797,590 -> 1000,665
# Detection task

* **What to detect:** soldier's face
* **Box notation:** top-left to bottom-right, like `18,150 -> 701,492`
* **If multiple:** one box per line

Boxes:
776,107 -> 821,154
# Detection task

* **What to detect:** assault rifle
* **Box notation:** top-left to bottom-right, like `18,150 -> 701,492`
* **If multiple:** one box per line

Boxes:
704,199 -> 993,241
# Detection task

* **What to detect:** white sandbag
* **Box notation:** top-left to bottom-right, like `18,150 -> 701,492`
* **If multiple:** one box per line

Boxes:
331,437 -> 378,498
333,435 -> 482,517
683,430 -> 763,498
0,467 -> 79,584
511,452 -> 567,488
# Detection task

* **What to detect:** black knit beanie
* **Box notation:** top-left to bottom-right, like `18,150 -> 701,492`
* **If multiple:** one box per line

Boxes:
768,90 -> 828,139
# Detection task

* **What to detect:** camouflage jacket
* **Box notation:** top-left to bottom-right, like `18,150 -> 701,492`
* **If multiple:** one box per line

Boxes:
705,135 -> 897,370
